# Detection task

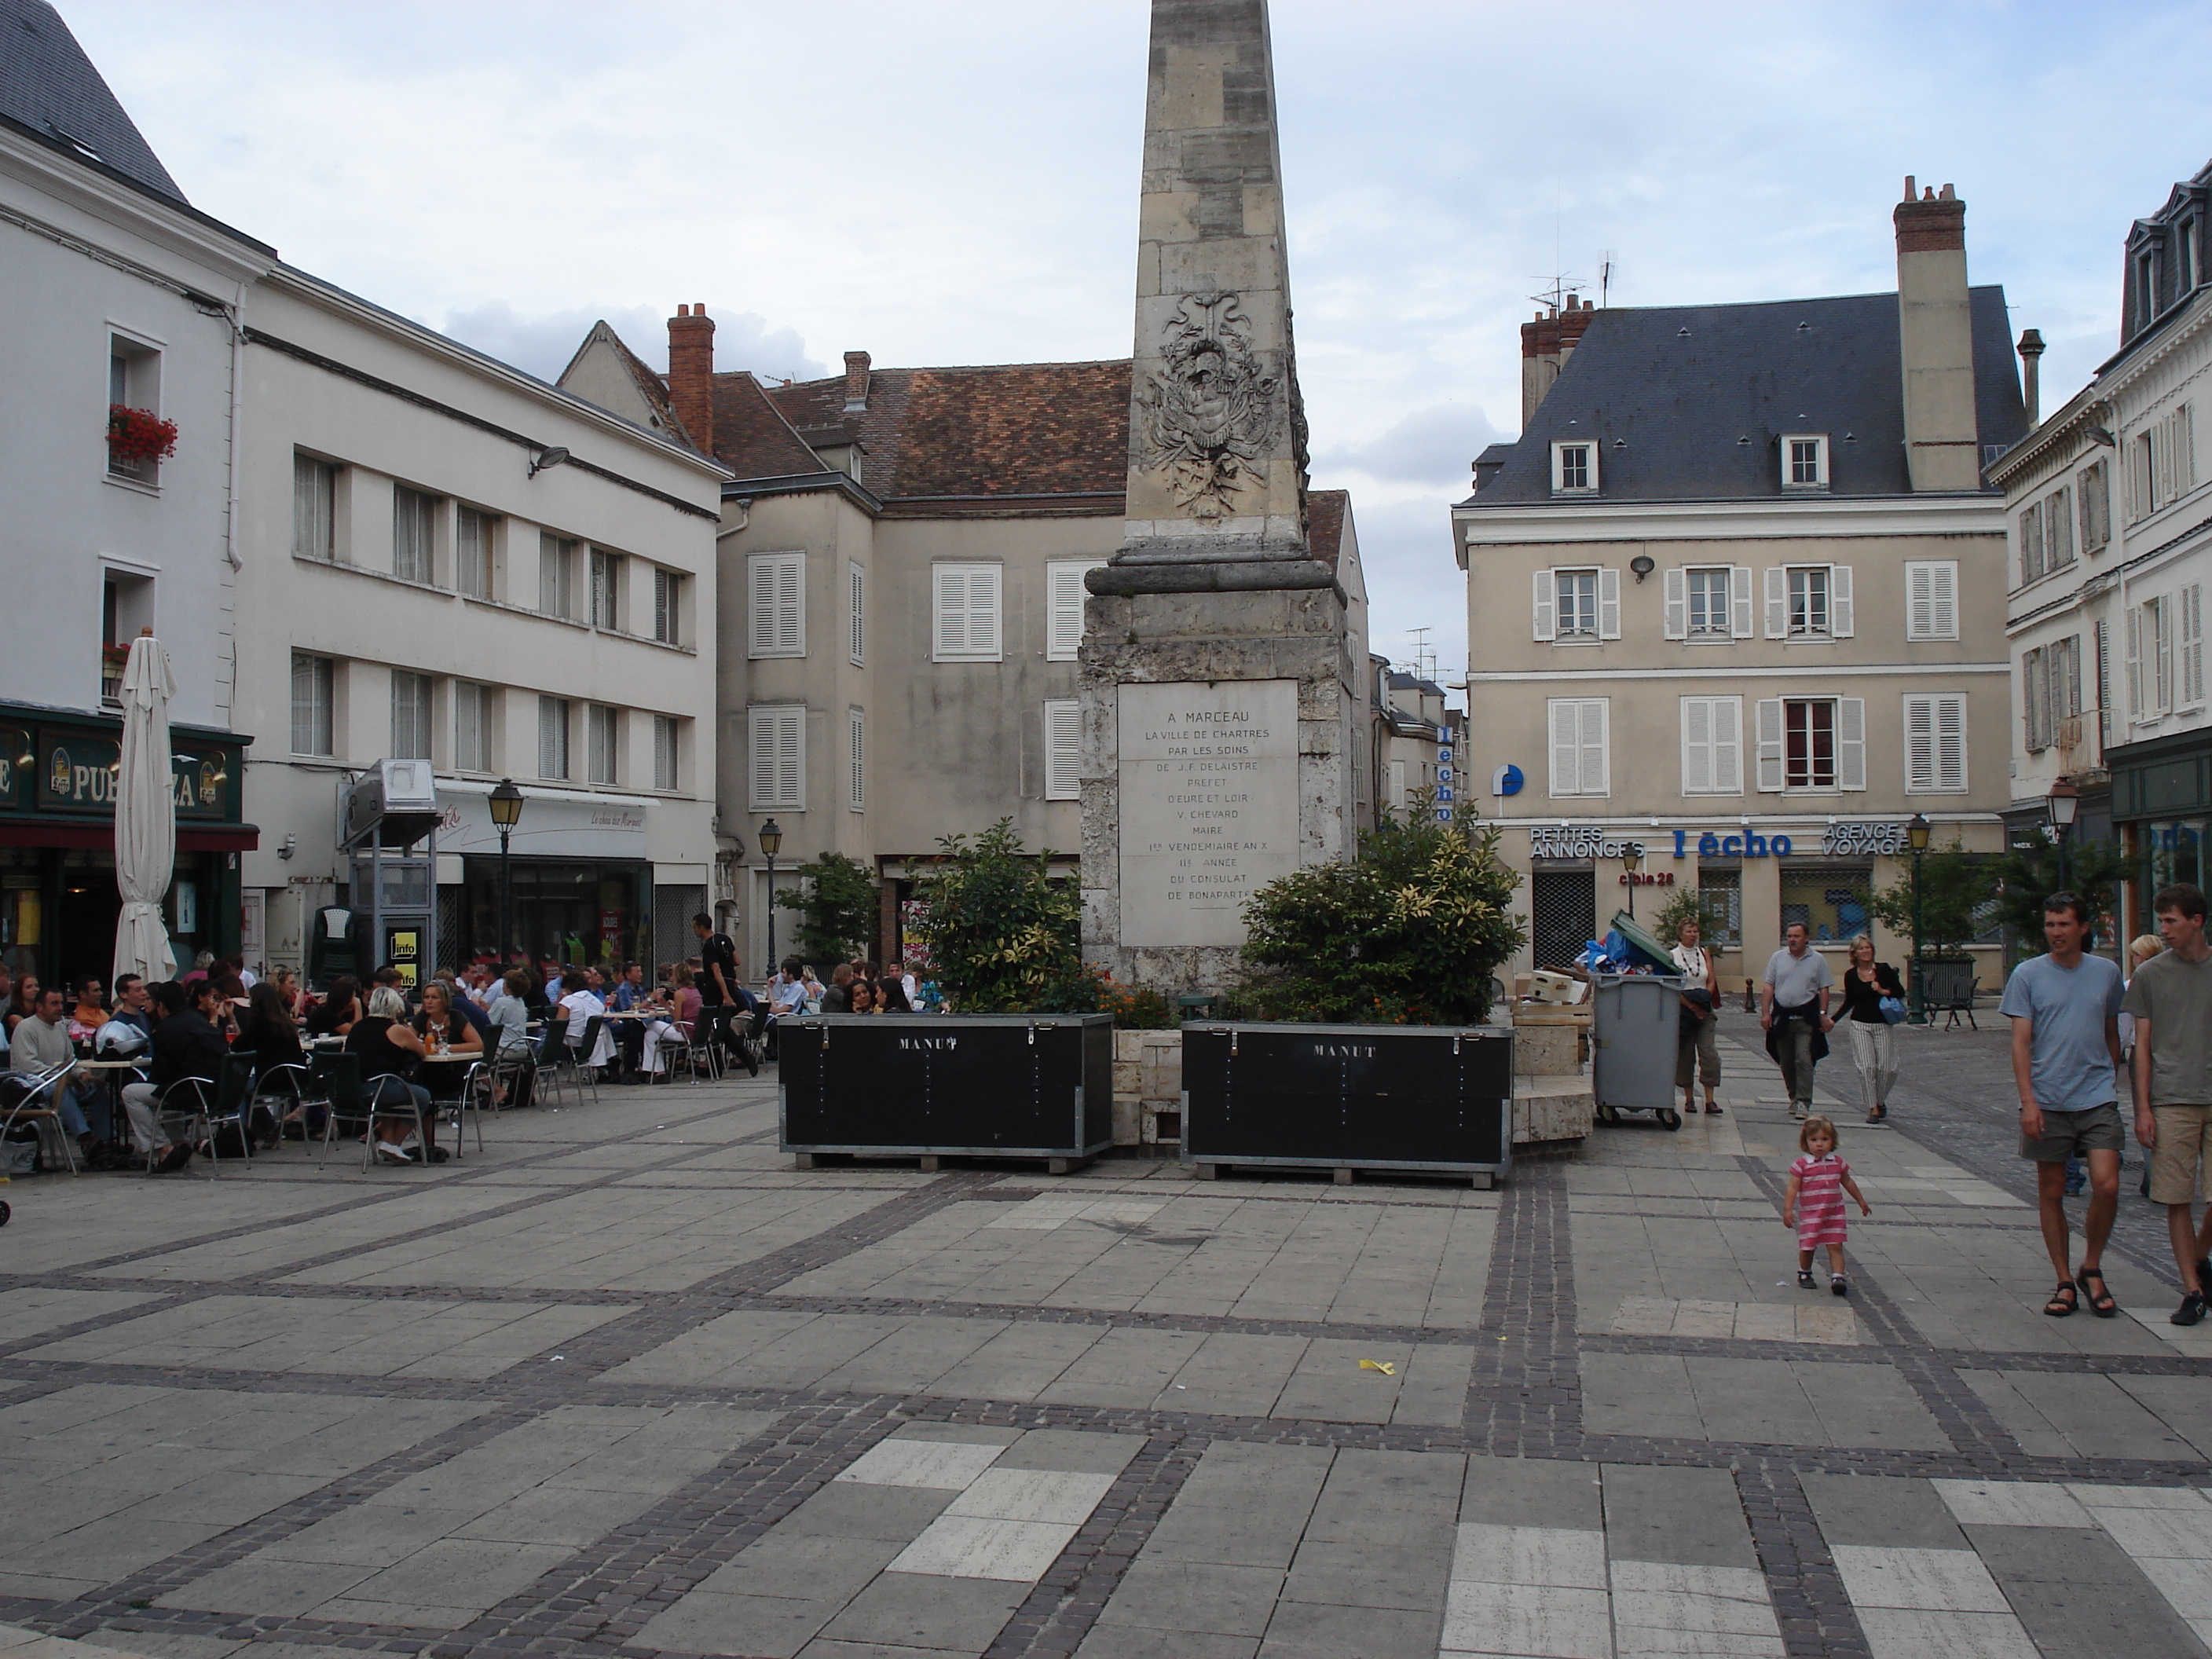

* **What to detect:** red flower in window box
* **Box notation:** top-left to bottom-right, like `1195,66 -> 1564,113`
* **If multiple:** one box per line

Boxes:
107,405 -> 178,463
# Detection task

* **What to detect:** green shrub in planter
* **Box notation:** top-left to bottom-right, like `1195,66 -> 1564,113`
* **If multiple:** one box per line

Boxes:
909,820 -> 1092,1013
1229,791 -> 1525,1025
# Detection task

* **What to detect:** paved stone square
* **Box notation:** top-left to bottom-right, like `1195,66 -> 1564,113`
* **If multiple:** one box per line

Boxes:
0,1015 -> 2208,1657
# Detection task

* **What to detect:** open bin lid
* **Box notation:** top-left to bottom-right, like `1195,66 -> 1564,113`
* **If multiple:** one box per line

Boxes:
1608,910 -> 1679,972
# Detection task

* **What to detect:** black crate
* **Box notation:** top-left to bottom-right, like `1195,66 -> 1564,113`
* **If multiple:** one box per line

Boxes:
779,1014 -> 1113,1167
1181,1021 -> 1513,1186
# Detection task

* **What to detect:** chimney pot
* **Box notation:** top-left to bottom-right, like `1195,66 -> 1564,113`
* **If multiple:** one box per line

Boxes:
666,303 -> 717,459
1903,174 -> 1917,201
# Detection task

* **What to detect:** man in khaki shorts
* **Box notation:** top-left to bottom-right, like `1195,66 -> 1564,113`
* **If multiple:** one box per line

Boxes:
2126,883 -> 2212,1324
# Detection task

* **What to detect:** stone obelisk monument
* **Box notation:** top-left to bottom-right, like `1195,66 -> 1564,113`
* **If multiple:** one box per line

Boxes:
1080,0 -> 1355,995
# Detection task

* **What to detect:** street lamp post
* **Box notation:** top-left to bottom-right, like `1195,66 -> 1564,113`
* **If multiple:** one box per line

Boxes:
2048,778 -> 2080,895
489,779 -> 524,969
1621,844 -> 1643,921
758,819 -> 783,974
1906,811 -> 1931,1026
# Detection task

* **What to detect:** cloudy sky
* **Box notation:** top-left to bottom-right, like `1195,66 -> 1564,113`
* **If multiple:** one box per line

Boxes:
62,0 -> 2212,695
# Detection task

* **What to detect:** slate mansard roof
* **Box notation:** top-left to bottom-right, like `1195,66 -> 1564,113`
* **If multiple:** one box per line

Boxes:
1464,286 -> 2027,507
0,0 -> 185,202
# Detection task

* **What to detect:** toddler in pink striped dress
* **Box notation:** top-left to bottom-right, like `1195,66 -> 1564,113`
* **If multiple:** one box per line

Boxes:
1783,1115 -> 1871,1295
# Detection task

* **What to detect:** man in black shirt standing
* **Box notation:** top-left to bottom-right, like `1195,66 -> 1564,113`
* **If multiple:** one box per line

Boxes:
691,913 -> 760,1076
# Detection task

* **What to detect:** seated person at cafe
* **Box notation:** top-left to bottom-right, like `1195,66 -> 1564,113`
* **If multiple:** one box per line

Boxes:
347,985 -> 441,1163
431,969 -> 490,1039
9,984 -> 108,1155
641,965 -> 704,1079
482,969 -> 537,1105
108,975 -> 153,1039
236,982 -> 309,1136
303,976 -> 362,1041
560,968 -> 617,1075
68,977 -> 108,1041
119,980 -> 224,1171
412,981 -> 482,1102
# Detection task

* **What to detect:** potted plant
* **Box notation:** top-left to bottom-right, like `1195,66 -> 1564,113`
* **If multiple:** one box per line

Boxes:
106,405 -> 178,472
778,822 -> 1112,1172
1182,794 -> 1528,1186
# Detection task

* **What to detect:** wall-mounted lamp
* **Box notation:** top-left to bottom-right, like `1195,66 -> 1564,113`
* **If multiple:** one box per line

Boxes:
1629,555 -> 1655,584
528,446 -> 571,479
2086,427 -> 2118,448
277,832 -> 297,861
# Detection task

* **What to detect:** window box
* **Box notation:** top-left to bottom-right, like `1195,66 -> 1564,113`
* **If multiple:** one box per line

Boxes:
1181,1022 -> 1514,1187
780,1013 -> 1113,1171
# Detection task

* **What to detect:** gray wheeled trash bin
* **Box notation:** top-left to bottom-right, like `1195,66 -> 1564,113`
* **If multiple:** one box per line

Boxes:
1592,972 -> 1686,1130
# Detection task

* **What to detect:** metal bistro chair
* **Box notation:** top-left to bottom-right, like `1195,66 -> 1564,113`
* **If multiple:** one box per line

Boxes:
558,1016 -> 606,1105
476,1042 -> 534,1117
256,1060 -> 312,1151
148,1054 -> 255,1177
676,1005 -> 731,1085
430,1057 -> 488,1160
357,1071 -> 433,1170
2,1060 -> 80,1175
311,1052 -> 368,1170
529,1020 -> 570,1107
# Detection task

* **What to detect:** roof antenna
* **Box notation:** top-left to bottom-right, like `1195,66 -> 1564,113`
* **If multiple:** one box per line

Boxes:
1599,252 -> 1615,309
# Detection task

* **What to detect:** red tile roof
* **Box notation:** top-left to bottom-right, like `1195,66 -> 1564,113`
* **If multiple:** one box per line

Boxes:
711,372 -> 824,481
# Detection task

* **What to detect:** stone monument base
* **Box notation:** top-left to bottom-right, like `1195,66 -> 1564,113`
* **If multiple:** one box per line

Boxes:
1079,579 -> 1353,998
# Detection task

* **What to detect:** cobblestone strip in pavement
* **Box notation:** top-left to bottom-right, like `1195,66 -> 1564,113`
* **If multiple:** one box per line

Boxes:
1734,1151 -> 2024,1474
1734,1462 -> 1872,1659
1465,1158 -> 1580,1456
981,1434 -> 1201,1659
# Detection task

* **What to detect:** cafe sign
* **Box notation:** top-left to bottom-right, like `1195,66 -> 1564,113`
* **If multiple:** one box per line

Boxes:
31,731 -> 236,821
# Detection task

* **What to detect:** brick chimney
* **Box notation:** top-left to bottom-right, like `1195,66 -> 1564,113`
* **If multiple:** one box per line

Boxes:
1894,180 -> 1979,491
842,350 -> 872,413
1520,294 -> 1598,427
667,303 -> 716,458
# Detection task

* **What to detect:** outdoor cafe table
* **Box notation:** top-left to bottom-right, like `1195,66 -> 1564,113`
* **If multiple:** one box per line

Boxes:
75,1057 -> 146,1158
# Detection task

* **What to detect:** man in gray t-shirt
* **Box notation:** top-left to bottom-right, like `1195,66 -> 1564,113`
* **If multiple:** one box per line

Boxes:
2125,882 -> 2212,1325
2000,894 -> 2126,1317
1760,923 -> 1834,1116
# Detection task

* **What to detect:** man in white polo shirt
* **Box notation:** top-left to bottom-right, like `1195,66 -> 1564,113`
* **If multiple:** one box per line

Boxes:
1760,921 -> 1834,1119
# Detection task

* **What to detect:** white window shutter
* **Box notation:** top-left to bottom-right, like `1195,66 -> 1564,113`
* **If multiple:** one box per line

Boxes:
749,709 -> 774,808
1661,568 -> 1686,639
1754,698 -> 1785,791
1713,697 -> 1742,793
1936,694 -> 1966,792
848,563 -> 866,664
848,709 -> 865,809
1043,700 -> 1082,800
776,710 -> 802,808
1904,696 -> 1935,791
2156,595 -> 2176,712
749,555 -> 804,657
1730,566 -> 1755,637
1836,697 -> 1866,789
1046,563 -> 1093,661
1681,698 -> 1711,793
1906,563 -> 1933,639
1763,568 -> 1788,639
1548,700 -> 1580,795
1532,569 -> 1556,641
1580,699 -> 1609,795
1829,565 -> 1854,637
2127,603 -> 2144,719
935,566 -> 969,657
2182,584 -> 2206,706
1597,566 -> 1621,639
749,707 -> 804,810
1930,561 -> 1957,639
974,566 -> 1002,657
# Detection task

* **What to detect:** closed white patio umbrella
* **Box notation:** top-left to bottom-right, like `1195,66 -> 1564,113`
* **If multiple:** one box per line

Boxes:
113,628 -> 178,986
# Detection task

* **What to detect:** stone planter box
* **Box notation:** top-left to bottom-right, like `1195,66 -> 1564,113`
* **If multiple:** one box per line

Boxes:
1180,1021 -> 1514,1188
780,1013 -> 1113,1172
1511,1005 -> 1591,1076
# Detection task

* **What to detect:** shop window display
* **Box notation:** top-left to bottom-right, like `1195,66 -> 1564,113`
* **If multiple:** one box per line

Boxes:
1778,865 -> 1872,944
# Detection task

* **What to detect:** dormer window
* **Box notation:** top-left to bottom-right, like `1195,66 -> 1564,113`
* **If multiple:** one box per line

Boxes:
1783,434 -> 1829,491
2137,247 -> 2162,325
1551,439 -> 1597,495
2180,219 -> 2200,297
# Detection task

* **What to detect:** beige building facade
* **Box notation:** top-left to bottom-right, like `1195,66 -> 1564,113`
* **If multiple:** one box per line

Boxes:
1453,184 -> 2029,989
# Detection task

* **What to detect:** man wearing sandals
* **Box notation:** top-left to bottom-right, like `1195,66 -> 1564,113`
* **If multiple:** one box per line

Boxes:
2001,892 -> 2127,1319
2125,883 -> 2212,1325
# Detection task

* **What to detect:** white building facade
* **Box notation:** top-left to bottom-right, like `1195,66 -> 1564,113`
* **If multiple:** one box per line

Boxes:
233,269 -> 728,978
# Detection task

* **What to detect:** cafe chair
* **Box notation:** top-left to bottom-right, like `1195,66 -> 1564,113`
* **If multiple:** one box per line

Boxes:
311,1053 -> 368,1170
255,1061 -> 312,1149
2,1061 -> 80,1175
445,1060 -> 489,1158
208,1054 -> 262,1166
357,1072 -> 431,1171
529,1020 -> 570,1108
558,1016 -> 605,1105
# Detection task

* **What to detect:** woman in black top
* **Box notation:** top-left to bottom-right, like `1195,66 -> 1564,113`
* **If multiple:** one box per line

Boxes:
1839,935 -> 1906,1122
302,976 -> 361,1041
346,986 -> 438,1163
237,983 -> 308,1140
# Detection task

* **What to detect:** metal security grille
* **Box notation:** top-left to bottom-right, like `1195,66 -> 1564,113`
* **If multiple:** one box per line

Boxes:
435,888 -> 463,972
654,884 -> 705,975
1532,870 -> 1595,974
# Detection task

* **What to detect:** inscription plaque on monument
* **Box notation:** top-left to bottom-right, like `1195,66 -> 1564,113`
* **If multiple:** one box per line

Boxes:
1118,679 -> 1298,947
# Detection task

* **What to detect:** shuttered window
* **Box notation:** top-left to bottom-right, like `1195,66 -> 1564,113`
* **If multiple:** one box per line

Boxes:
1905,561 -> 1958,640
1755,698 -> 1864,790
749,552 -> 805,657
848,562 -> 866,665
654,569 -> 679,645
848,709 -> 866,810
587,703 -> 618,786
537,696 -> 569,780
749,705 -> 804,810
1903,694 -> 1968,793
457,507 -> 493,599
2133,595 -> 2176,720
390,671 -> 432,760
1043,700 -> 1082,800
540,534 -> 574,618
934,562 -> 1003,660
2183,584 -> 2207,709
1046,561 -> 1104,660
1679,697 -> 1741,795
1766,566 -> 1850,638
654,716 -> 679,792
290,652 -> 333,756
1547,698 -> 1608,797
293,455 -> 335,560
2081,460 -> 2111,551
588,549 -> 621,630
454,681 -> 489,772
393,486 -> 437,584
1665,566 -> 1734,640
